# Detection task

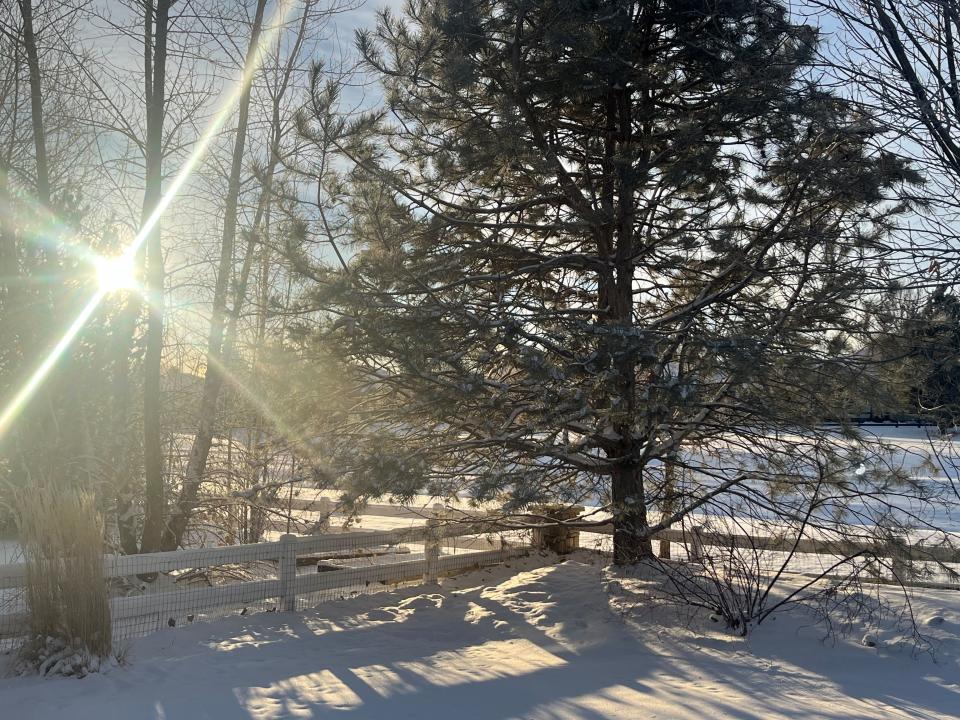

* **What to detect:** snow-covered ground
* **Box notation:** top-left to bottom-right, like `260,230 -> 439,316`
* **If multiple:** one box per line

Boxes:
2,552 -> 958,719
0,540 -> 21,564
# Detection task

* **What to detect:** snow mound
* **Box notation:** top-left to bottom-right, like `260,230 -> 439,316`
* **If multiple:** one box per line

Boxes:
0,553 -> 957,719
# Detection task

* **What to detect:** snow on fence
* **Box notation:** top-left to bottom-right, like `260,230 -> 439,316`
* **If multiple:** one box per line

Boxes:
0,508 -> 533,649
2,499 -> 959,652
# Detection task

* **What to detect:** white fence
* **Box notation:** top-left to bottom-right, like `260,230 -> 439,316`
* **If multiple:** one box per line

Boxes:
3,497 -> 959,648
198,493 -> 960,589
0,509 -> 533,645
583,523 -> 960,590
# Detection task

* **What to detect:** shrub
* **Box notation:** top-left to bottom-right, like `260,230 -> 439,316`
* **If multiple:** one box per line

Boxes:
14,488 -> 112,676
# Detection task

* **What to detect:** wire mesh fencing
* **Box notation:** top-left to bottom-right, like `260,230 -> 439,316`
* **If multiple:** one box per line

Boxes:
0,511 -> 534,654
5,501 -> 955,658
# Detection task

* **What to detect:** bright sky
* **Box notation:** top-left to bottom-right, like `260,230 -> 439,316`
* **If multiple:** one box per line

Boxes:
0,0 -> 941,442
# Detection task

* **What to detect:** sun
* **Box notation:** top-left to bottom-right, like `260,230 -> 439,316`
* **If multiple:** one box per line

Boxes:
94,253 -> 139,293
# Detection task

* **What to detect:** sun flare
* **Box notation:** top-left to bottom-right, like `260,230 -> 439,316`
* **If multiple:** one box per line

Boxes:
94,253 -> 139,293
0,1 -> 296,443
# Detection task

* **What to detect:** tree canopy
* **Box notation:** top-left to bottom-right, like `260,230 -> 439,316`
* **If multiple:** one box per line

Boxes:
297,0 -> 922,561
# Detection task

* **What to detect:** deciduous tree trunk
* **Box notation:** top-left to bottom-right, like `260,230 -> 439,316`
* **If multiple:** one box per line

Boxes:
162,0 -> 269,550
140,0 -> 171,554
19,0 -> 49,207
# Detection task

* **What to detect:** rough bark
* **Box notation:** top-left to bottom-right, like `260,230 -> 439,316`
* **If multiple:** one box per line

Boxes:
140,0 -> 171,554
18,0 -> 49,206
601,80 -> 653,564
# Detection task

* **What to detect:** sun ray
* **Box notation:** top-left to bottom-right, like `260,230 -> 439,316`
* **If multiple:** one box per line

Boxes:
0,289 -> 108,438
203,352 -> 323,465
0,0 -> 297,442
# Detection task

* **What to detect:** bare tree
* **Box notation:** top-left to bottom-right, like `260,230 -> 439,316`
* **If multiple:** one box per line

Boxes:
815,0 -> 960,282
138,0 -> 173,553
164,0 -> 352,549
161,0 -> 270,550
74,0 -> 230,552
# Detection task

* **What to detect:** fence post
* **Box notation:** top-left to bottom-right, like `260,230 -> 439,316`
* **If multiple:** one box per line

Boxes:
279,533 -> 297,612
688,525 -> 706,564
530,504 -> 582,554
889,535 -> 911,584
424,506 -> 442,584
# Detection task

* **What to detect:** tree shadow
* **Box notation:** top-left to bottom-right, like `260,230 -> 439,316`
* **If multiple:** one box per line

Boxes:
2,561 -> 957,719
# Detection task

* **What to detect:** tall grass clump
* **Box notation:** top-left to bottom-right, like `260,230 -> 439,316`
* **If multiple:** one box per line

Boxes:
14,488 -> 112,676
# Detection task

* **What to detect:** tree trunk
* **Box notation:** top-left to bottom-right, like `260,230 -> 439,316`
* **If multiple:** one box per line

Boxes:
140,0 -> 171,554
600,80 -> 651,565
162,0 -> 269,550
111,270 -> 143,554
18,0 -> 97,483
19,0 -> 49,207
108,6 -> 158,555
611,462 -> 653,564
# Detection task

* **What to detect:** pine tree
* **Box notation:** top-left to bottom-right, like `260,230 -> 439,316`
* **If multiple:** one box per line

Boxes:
908,290 -> 960,432
304,0 -> 920,563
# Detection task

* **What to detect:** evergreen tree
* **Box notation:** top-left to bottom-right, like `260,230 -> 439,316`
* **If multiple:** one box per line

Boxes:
303,0 -> 920,562
909,290 -> 960,432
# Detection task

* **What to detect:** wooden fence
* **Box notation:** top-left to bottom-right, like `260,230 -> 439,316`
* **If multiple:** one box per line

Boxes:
152,495 -> 960,589
261,495 -> 960,586
244,495 -> 960,589
2,498 -> 959,645
584,523 -> 960,590
0,511 -> 532,642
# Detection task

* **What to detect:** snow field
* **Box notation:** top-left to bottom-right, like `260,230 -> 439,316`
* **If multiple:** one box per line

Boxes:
1,552 -> 958,719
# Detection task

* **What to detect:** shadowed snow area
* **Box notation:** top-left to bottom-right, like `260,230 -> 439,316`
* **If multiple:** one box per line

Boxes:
1,554 -> 958,719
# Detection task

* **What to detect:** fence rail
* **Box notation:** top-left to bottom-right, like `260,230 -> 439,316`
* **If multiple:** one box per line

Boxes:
587,524 -> 960,565
581,523 -> 960,590
0,510 -> 533,643
3,502 -> 959,646
254,495 -> 960,567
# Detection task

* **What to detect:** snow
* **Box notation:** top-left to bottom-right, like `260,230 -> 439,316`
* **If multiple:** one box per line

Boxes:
2,553 -> 958,719
0,540 -> 21,564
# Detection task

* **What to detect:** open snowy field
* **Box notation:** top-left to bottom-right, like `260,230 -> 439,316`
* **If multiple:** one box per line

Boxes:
1,552 -> 958,719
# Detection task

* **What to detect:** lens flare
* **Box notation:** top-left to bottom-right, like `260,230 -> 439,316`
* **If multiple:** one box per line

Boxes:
0,290 -> 107,438
0,0 -> 296,442
94,252 -> 139,293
